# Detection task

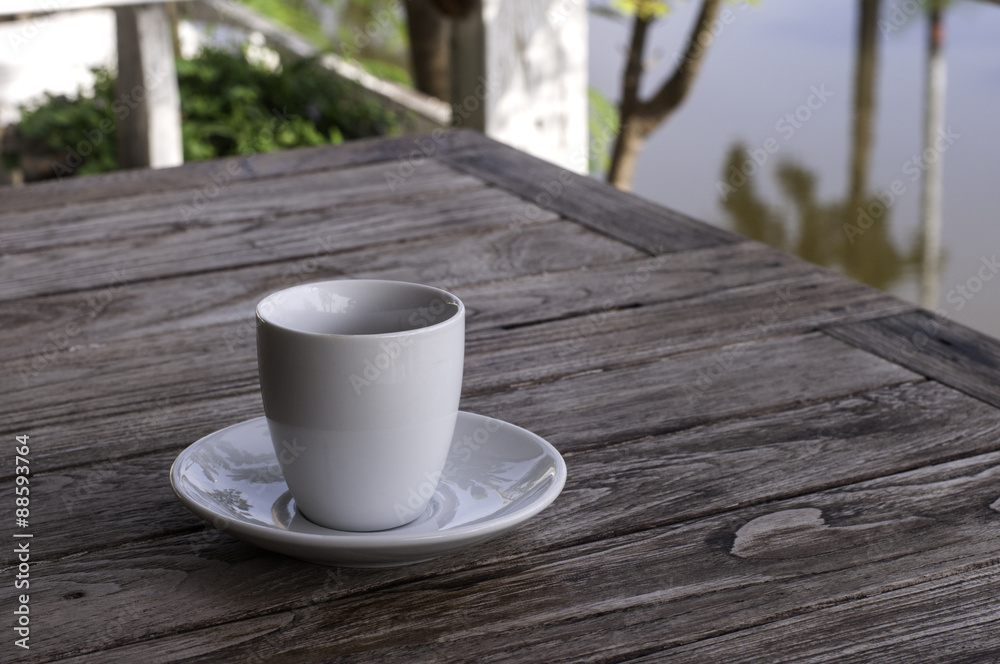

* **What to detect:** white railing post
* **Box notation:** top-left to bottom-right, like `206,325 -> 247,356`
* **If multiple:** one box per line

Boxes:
450,0 -> 588,173
114,3 -> 184,169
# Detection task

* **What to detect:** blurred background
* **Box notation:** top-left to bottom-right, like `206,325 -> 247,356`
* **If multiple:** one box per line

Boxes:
1,0 -> 997,337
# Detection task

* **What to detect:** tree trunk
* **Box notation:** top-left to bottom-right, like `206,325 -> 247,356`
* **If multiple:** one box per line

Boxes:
847,0 -> 881,214
919,7 -> 945,309
114,4 -> 183,170
607,0 -> 723,191
406,0 -> 451,102
607,15 -> 650,190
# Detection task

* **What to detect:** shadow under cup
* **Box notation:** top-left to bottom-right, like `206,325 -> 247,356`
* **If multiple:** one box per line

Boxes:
256,280 -> 465,532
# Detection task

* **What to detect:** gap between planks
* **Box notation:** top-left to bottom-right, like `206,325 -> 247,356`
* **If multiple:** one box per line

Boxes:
823,309 -> 1000,411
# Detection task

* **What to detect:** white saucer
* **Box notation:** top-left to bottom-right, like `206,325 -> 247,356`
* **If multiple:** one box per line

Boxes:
169,412 -> 567,567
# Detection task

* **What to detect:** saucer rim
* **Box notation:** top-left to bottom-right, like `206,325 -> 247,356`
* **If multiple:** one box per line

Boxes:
169,411 -> 567,551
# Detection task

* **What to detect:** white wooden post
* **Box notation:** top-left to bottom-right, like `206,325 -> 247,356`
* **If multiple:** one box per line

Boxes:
450,0 -> 588,173
114,3 -> 183,169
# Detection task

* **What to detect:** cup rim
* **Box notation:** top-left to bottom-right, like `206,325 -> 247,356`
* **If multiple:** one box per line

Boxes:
255,279 -> 465,338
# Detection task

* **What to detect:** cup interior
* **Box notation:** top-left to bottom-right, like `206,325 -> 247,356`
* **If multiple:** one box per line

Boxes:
257,280 -> 462,336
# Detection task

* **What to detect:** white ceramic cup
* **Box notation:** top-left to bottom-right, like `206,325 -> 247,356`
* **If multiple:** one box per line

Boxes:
256,279 -> 465,532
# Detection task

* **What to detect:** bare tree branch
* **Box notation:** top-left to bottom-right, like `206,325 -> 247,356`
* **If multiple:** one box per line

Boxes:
606,15 -> 651,188
619,15 -> 651,123
607,0 -> 724,189
636,0 -> 724,132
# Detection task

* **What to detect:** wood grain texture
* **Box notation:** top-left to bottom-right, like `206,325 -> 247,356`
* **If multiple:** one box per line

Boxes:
462,332 -> 921,454
0,164 -> 479,255
21,380 -> 1000,564
0,163 -> 504,300
0,215 -> 637,365
658,565 -> 1000,663
0,285 -> 914,472
4,133 -> 1000,663
461,269 -> 913,392
825,309 -> 1000,409
436,132 -> 741,254
11,435 -> 1000,663
57,613 -> 296,664
0,239 -> 906,376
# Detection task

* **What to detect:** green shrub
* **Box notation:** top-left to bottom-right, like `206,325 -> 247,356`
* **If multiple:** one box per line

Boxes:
12,46 -> 400,178
15,68 -> 118,176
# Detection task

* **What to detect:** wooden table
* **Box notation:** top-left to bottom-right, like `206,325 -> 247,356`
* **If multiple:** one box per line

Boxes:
4,130 -> 1000,662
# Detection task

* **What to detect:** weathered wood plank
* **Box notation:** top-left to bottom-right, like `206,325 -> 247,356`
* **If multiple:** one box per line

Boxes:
0,130 -> 482,214
456,241 -> 910,332
462,269 -> 912,392
436,132 -> 741,254
0,326 -> 920,479
0,183 -> 532,301
57,613 -> 297,664
143,452 -> 1000,663
0,159 -> 478,248
0,216 -> 637,365
22,380 -> 1000,566
6,130 -> 998,664
3,239 -> 905,372
824,309 -> 1000,409
10,430 -> 1000,662
0,253 -> 908,462
464,332 -> 921,453
0,237 -> 911,439
658,565 -> 1000,663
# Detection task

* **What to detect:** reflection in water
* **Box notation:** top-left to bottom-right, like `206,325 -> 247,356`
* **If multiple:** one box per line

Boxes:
719,0 -> 950,293
847,0 -> 882,226
919,5 -> 947,309
720,145 -> 926,292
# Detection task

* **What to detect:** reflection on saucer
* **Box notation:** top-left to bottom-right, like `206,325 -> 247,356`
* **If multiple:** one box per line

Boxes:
170,412 -> 567,567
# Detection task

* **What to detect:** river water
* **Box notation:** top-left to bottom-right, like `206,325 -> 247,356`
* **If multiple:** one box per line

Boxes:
590,0 -> 1000,339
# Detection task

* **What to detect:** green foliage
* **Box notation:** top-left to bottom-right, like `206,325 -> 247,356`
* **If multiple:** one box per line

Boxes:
588,86 -> 620,175
335,0 -> 408,57
176,48 -> 398,161
237,0 -> 329,47
12,47 -> 399,178
233,0 -> 408,67
612,0 -> 669,20
16,69 -> 118,176
607,0 -> 758,22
